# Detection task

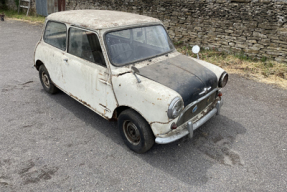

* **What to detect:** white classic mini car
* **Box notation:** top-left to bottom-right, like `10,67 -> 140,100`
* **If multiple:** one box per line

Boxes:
34,10 -> 228,153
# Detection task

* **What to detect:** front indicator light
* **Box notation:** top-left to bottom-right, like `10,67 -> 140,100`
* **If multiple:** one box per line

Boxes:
171,122 -> 177,130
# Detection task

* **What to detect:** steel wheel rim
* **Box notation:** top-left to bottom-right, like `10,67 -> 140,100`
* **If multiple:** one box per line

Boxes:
123,120 -> 141,145
41,71 -> 50,89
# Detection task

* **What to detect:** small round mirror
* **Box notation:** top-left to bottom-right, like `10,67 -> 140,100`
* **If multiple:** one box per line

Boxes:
192,45 -> 200,54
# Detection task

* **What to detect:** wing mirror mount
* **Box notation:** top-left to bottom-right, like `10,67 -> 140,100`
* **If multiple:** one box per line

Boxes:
131,66 -> 141,83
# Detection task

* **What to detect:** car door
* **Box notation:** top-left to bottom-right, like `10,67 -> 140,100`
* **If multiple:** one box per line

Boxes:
41,21 -> 67,88
61,27 -> 117,118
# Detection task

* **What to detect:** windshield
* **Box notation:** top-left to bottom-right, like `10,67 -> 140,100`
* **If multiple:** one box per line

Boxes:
105,25 -> 174,66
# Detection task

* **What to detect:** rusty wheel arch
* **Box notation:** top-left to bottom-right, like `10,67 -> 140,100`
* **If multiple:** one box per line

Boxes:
35,60 -> 44,71
112,106 -> 147,123
112,106 -> 130,120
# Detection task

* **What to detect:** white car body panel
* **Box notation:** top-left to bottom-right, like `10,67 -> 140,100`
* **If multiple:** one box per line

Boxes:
112,73 -> 180,135
192,57 -> 225,81
34,10 -> 227,148
62,52 -> 117,118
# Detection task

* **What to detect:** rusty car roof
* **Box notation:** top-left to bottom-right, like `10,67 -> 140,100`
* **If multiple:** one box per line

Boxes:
47,10 -> 161,30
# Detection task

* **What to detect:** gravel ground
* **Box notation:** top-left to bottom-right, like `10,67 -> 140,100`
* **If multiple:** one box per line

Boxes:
0,19 -> 287,192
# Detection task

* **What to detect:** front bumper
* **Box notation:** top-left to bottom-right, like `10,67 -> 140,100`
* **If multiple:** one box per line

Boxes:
155,99 -> 223,144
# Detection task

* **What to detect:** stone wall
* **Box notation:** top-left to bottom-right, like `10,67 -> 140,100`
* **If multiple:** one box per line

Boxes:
7,0 -> 287,61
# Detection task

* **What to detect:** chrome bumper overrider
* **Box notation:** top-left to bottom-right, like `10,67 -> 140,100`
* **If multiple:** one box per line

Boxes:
155,99 -> 223,144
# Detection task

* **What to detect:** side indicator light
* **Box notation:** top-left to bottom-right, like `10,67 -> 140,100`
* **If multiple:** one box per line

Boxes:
171,122 -> 177,130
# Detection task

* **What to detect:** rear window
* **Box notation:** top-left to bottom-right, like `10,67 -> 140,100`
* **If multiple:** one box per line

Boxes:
44,21 -> 67,51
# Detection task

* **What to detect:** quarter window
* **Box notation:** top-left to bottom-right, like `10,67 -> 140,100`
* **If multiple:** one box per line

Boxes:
68,28 -> 106,66
44,21 -> 67,51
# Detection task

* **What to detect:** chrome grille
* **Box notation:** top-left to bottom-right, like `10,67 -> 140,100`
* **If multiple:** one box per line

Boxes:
177,91 -> 217,126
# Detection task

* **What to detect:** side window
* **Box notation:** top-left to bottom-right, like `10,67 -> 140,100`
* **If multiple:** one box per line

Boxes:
44,21 -> 67,51
68,27 -> 106,66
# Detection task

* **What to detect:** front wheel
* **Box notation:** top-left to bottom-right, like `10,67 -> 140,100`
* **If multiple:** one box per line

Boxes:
39,65 -> 58,94
118,109 -> 155,153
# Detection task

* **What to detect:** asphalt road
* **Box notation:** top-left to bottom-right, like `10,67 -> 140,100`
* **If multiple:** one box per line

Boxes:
0,19 -> 287,192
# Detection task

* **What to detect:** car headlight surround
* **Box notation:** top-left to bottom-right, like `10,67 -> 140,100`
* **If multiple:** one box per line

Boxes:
219,72 -> 228,88
167,97 -> 184,119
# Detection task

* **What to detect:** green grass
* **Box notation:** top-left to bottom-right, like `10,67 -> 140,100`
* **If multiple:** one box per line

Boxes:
0,9 -> 45,24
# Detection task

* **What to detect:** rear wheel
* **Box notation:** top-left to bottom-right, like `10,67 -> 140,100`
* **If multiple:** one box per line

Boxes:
118,109 -> 155,153
39,65 -> 58,94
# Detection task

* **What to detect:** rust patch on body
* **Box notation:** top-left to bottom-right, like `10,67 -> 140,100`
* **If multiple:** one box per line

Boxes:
99,103 -> 106,108
69,93 -> 92,109
150,119 -> 173,126
113,71 -> 131,77
80,99 -> 91,108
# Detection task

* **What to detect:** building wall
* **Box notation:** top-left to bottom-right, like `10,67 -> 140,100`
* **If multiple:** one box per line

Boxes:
7,0 -> 287,61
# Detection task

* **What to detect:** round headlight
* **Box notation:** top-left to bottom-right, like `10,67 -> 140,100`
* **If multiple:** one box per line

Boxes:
219,72 -> 228,88
167,97 -> 184,119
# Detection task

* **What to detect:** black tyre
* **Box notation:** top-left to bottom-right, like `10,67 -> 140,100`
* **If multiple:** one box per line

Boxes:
39,65 -> 58,94
118,109 -> 155,153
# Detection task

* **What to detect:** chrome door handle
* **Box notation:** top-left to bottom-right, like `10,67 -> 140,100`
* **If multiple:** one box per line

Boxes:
99,79 -> 111,86
63,58 -> 68,63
